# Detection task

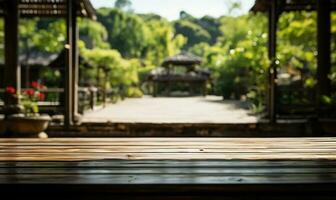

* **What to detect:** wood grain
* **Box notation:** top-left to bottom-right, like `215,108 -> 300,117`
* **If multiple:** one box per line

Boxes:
1,138 -> 336,199
0,137 -> 335,161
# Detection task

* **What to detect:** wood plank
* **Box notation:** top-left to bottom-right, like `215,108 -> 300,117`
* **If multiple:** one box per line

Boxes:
1,160 -> 334,167
1,173 -> 336,184
1,148 -> 336,153
0,157 -> 335,199
2,144 -> 336,148
0,160 -> 335,184
0,153 -> 335,161
0,138 -> 335,143
0,138 -> 335,161
2,167 -> 336,175
1,141 -> 336,146
1,137 -> 335,142
0,164 -> 334,183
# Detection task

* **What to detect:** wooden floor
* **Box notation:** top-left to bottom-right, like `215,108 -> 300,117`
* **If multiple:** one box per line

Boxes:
1,137 -> 336,199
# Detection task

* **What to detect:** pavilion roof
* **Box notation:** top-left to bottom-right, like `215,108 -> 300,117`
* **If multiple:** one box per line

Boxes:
0,49 -> 92,69
251,0 -> 336,12
0,0 -> 96,19
49,49 -> 93,69
162,52 -> 202,67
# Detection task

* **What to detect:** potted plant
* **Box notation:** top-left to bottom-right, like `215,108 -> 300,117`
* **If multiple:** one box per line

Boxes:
1,86 -> 22,136
5,82 -> 51,136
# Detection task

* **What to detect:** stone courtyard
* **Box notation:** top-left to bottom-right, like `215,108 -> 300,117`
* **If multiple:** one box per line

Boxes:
83,96 -> 259,124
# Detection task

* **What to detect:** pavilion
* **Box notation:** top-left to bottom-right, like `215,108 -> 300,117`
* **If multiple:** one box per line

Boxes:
251,0 -> 336,122
149,52 -> 211,97
0,0 -> 95,128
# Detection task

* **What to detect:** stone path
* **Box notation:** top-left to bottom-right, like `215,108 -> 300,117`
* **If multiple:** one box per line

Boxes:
83,96 -> 259,124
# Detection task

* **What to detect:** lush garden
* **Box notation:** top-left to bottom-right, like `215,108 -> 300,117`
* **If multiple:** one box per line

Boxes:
1,0 -> 336,114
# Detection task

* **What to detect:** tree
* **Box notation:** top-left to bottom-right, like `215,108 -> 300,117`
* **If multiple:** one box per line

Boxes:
79,19 -> 109,49
174,12 -> 221,49
114,0 -> 132,11
97,8 -> 150,58
82,48 -> 143,98
198,16 -> 221,44
190,13 -> 269,109
33,19 -> 66,53
97,8 -> 186,64
225,0 -> 242,15
139,14 -> 186,65
174,20 -> 211,50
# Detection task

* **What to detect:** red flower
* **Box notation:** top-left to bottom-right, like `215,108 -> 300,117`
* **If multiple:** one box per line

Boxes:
38,93 -> 45,101
25,89 -> 35,97
5,86 -> 16,94
31,81 -> 39,89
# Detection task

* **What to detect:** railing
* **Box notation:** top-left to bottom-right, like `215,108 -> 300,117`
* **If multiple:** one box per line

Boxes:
277,85 -> 316,115
0,89 -> 3,107
0,87 -> 102,115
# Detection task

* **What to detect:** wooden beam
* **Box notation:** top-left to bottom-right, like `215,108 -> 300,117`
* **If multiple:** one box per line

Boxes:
316,0 -> 331,113
72,0 -> 80,122
267,0 -> 279,123
65,0 -> 74,128
4,0 -> 20,105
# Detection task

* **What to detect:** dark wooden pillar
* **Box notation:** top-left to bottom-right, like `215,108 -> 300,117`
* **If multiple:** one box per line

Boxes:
316,0 -> 331,111
4,0 -> 20,105
71,0 -> 80,122
103,67 -> 108,107
267,0 -> 279,123
96,66 -> 101,101
65,0 -> 74,127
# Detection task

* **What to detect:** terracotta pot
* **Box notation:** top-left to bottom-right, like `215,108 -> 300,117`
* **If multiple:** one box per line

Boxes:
7,114 -> 51,135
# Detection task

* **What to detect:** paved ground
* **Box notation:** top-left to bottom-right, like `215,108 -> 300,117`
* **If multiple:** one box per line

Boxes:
83,96 -> 259,124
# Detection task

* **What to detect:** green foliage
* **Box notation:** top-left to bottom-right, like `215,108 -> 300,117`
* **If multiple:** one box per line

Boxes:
174,11 -> 222,49
114,0 -> 132,11
277,12 -> 317,75
82,48 -> 143,98
97,8 -> 185,65
79,19 -> 110,49
141,15 -> 186,65
198,16 -> 222,44
218,15 -> 251,49
174,19 -> 211,49
225,0 -> 242,15
19,82 -> 47,116
191,13 -> 269,108
97,8 -> 150,58
19,19 -> 38,54
33,19 -> 66,53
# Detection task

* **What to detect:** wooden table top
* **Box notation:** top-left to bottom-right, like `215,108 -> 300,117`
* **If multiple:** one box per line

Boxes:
1,137 -> 336,198
0,137 -> 336,161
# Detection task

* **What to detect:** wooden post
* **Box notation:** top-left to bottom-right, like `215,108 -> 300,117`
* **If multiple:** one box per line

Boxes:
316,0 -> 331,113
71,0 -> 80,122
267,0 -> 278,123
203,81 -> 207,97
153,81 -> 158,97
96,66 -> 101,101
4,0 -> 20,105
103,67 -> 108,107
65,0 -> 74,128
